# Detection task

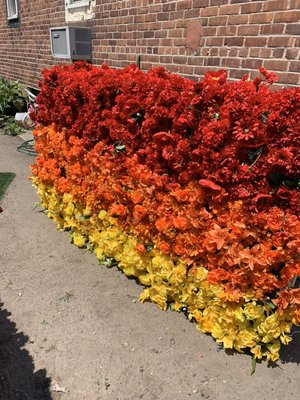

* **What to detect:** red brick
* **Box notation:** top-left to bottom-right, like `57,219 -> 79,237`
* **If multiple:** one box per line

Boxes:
241,2 -> 263,14
260,24 -> 285,35
249,13 -> 274,24
210,0 -> 228,5
178,65 -> 194,75
150,4 -> 163,13
176,38 -> 187,46
193,0 -> 210,7
208,16 -> 228,26
268,37 -> 295,47
285,48 -> 299,59
219,4 -> 240,15
221,58 -> 242,67
202,26 -> 217,36
205,37 -> 224,46
288,0 -> 300,9
144,13 -> 157,22
157,12 -> 169,21
159,55 -> 173,63
201,7 -> 218,17
276,72 -> 300,85
163,3 -> 176,12
204,57 -> 221,66
239,48 -> 249,57
210,48 -> 219,56
224,37 -> 244,46
229,69 -> 248,80
173,56 -> 188,64
237,25 -> 260,36
194,66 -> 208,76
177,0 -> 192,10
218,26 -> 237,36
170,11 -> 185,20
249,48 -> 261,57
161,20 -> 176,29
231,0 -> 260,2
228,15 -> 249,25
264,59 -> 289,71
188,56 -> 206,65
185,9 -> 201,18
273,11 -> 300,22
260,49 -> 272,58
272,48 -> 285,58
228,48 -> 238,57
263,0 -> 289,11
242,58 -> 262,69
289,61 -> 300,73
285,24 -> 300,35
168,28 -> 184,38
245,37 -> 268,47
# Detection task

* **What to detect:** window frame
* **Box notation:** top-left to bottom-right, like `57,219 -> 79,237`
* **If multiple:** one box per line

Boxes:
66,0 -> 90,9
6,0 -> 18,20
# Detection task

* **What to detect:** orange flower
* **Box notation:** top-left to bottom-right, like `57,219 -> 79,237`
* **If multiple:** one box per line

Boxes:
133,205 -> 148,222
173,216 -> 189,231
218,289 -> 242,303
155,216 -> 171,232
131,192 -> 144,204
158,241 -> 170,254
208,269 -> 231,285
136,243 -> 147,254
109,204 -> 128,218
173,243 -> 186,256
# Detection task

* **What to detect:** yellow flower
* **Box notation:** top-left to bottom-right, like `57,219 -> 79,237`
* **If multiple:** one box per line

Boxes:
72,232 -> 86,248
236,329 -> 259,349
280,334 -> 292,345
266,341 -> 280,362
139,289 -> 150,302
244,303 -> 264,321
32,179 -> 298,360
98,210 -> 107,220
251,345 -> 262,359
172,301 -> 183,312
94,246 -> 104,260
139,274 -> 152,286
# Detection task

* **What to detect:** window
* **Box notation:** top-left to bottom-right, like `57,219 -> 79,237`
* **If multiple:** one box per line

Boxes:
6,0 -> 18,20
65,0 -> 95,22
66,0 -> 90,9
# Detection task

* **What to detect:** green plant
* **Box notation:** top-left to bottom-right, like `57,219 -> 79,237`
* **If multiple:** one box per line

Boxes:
0,77 -> 28,115
0,172 -> 16,200
1,116 -> 25,136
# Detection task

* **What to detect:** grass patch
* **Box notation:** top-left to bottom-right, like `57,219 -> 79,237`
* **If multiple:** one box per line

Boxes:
0,172 -> 16,200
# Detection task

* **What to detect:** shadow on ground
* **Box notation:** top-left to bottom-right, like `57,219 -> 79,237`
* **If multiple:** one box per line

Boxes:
280,326 -> 300,365
0,303 -> 52,399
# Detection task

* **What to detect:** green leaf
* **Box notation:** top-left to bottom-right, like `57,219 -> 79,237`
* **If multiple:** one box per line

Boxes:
251,356 -> 256,375
266,300 -> 276,310
115,144 -> 126,153
262,111 -> 269,124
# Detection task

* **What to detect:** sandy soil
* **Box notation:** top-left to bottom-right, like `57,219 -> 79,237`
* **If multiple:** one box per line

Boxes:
0,133 -> 300,400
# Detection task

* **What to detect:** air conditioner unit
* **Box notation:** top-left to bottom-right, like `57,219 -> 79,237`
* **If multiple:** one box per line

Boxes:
50,26 -> 91,60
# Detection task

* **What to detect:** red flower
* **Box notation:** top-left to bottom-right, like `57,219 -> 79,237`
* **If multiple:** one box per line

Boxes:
198,179 -> 222,192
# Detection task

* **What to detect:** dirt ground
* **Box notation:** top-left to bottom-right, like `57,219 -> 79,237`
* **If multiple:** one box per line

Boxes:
0,133 -> 300,400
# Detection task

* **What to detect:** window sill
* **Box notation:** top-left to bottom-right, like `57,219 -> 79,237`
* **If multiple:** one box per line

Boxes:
7,14 -> 18,20
66,1 -> 90,9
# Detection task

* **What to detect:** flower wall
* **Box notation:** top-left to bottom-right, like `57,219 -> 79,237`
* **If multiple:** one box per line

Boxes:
31,62 -> 300,362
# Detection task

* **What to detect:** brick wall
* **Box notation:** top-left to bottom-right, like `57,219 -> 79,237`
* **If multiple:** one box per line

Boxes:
0,0 -> 299,89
